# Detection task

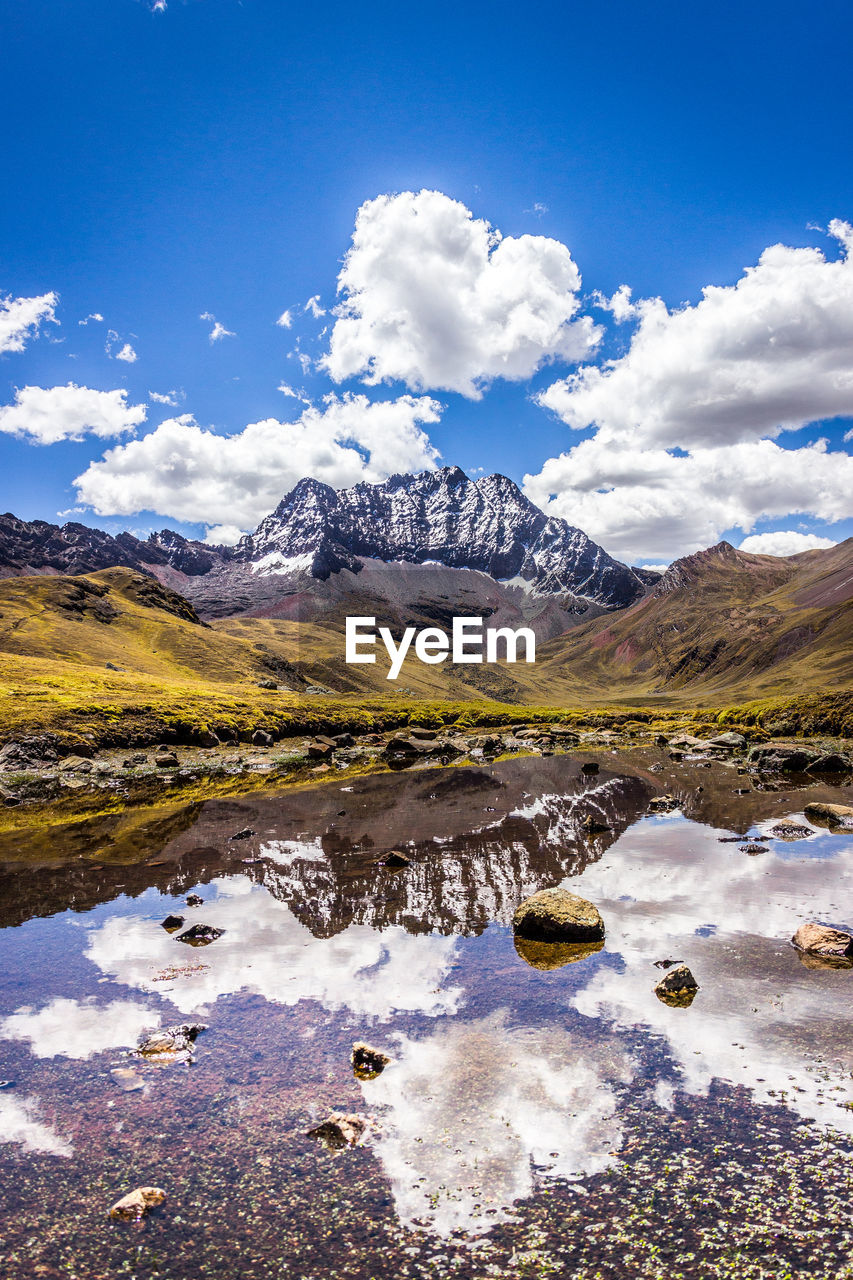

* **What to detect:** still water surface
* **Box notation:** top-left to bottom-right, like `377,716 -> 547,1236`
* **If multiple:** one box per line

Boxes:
0,752 -> 852,1278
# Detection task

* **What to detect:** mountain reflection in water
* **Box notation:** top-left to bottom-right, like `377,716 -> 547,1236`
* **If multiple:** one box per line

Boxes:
0,751 -> 852,1270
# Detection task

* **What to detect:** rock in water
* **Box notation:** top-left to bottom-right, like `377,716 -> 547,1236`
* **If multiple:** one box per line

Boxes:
161,914 -> 184,932
177,923 -> 223,946
109,1186 -> 165,1220
351,1042 -> 392,1079
803,802 -> 853,828
185,893 -> 204,905
137,1023 -> 207,1062
654,964 -> 699,1007
307,1113 -> 375,1150
791,922 -> 853,959
512,888 -> 605,943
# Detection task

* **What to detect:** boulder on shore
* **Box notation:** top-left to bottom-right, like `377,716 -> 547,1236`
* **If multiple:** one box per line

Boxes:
512,888 -> 605,944
791,922 -> 853,959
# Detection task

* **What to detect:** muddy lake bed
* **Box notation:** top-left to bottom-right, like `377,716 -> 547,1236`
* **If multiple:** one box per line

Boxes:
1,745 -> 852,1279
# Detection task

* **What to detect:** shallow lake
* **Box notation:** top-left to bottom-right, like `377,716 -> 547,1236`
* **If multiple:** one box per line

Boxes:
1,750 -> 852,1278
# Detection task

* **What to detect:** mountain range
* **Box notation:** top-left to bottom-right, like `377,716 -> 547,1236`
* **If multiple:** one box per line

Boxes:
0,468 -> 649,639
0,466 -> 850,709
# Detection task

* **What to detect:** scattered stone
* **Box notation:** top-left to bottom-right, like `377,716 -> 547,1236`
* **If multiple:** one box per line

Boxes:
110,1067 -> 144,1092
228,828 -> 256,841
514,935 -> 604,970
185,893 -> 204,906
109,1187 -> 166,1221
154,751 -> 179,768
332,732 -> 356,748
59,756 -> 92,773
122,754 -> 148,767
307,741 -> 334,759
197,730 -> 220,748
408,727 -> 437,741
769,821 -> 813,841
580,761 -> 599,775
513,888 -> 605,944
740,843 -> 768,856
257,679 -> 278,690
177,923 -> 223,946
351,1042 -> 392,1079
669,734 -> 710,750
791,922 -> 853,959
707,732 -> 747,749
137,1023 -> 207,1061
307,1113 -> 375,1150
252,730 -> 274,747
160,914 -> 184,932
383,851 -> 410,868
803,801 -> 853,828
654,964 -> 699,1007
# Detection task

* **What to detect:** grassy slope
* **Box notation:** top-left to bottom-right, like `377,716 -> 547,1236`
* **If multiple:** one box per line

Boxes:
1,548 -> 853,748
505,539 -> 853,703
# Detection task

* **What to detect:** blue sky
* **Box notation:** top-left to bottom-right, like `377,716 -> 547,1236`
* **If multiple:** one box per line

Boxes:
1,0 -> 852,564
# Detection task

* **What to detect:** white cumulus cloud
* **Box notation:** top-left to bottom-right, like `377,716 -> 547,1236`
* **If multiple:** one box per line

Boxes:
275,309 -> 293,328
73,392 -> 441,526
738,530 -> 837,556
539,220 -> 853,447
524,435 -> 853,562
115,342 -> 138,363
321,189 -> 601,397
0,383 -> 147,445
0,291 -> 58,354
527,221 -> 853,561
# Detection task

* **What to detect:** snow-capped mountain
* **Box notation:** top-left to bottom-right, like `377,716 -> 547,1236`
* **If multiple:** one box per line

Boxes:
0,467 -> 646,629
238,466 -> 645,607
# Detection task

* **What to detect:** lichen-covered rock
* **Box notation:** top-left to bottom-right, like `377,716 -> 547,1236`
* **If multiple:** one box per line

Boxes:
791,922 -> 853,959
707,732 -> 747,749
512,888 -> 605,943
351,1042 -> 392,1079
109,1187 -> 165,1220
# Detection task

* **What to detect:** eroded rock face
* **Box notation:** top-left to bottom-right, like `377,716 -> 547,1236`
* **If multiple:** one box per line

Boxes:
109,1186 -> 166,1221
512,888 -> 605,944
791,923 -> 853,959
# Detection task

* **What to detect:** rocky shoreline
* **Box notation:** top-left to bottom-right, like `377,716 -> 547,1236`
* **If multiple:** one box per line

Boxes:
0,716 -> 851,829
